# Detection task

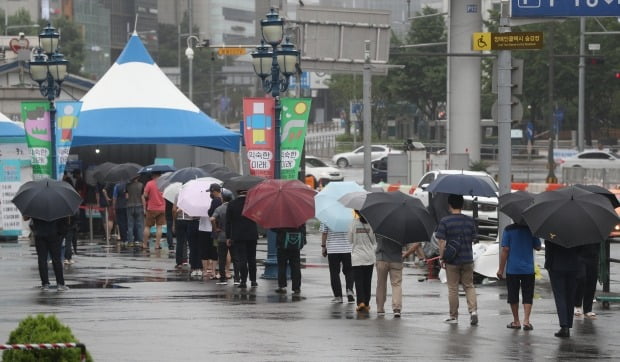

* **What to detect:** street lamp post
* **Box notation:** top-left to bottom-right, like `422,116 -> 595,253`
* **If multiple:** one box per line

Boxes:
251,8 -> 300,278
28,24 -> 68,180
185,35 -> 200,102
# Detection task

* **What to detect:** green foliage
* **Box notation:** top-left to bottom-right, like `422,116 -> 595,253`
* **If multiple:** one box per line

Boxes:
48,17 -> 85,76
469,160 -> 488,172
3,314 -> 93,362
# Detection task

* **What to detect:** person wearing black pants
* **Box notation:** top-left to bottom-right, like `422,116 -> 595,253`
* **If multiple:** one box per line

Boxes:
321,222 -> 355,303
348,213 -> 376,312
574,242 -> 601,319
29,217 -> 68,290
274,225 -> 306,294
226,190 -> 259,289
165,200 -> 175,250
545,240 -> 582,338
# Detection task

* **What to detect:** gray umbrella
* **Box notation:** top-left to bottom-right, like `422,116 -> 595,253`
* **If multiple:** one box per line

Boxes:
163,167 -> 208,184
102,163 -> 142,183
222,175 -> 265,193
522,186 -> 619,247
12,179 -> 82,221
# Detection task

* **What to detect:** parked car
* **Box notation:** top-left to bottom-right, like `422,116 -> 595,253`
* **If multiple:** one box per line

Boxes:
305,155 -> 343,187
331,145 -> 400,168
371,156 -> 387,183
559,150 -> 620,169
411,170 -> 499,236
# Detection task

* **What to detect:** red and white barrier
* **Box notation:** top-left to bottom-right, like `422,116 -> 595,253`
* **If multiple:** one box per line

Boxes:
0,343 -> 86,361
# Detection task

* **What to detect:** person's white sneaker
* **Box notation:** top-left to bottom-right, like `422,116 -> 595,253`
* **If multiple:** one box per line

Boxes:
57,285 -> 70,292
444,317 -> 458,324
574,307 -> 583,317
330,297 -> 343,303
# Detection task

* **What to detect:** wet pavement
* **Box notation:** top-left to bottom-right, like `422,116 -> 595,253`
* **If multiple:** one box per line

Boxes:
1,228 -> 620,361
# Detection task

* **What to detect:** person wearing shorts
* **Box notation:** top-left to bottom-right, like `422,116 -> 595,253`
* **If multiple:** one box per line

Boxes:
497,223 -> 541,331
142,173 -> 166,250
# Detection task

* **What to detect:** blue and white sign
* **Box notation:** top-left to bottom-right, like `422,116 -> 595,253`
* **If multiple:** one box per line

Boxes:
288,72 -> 310,90
512,0 -> 620,17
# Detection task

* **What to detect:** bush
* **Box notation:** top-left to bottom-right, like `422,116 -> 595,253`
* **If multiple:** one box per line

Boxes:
3,314 -> 93,362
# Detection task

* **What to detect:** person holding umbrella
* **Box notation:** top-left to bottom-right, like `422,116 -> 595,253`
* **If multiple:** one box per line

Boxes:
142,172 -> 166,250
437,194 -> 479,325
27,216 -> 71,291
226,188 -> 259,289
348,211 -> 376,313
273,223 -> 306,295
320,222 -> 355,304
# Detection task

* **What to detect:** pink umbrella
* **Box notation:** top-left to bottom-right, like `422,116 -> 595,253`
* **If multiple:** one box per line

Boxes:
176,177 -> 221,217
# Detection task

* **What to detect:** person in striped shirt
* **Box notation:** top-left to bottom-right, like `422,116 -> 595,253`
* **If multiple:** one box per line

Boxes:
320,222 -> 355,303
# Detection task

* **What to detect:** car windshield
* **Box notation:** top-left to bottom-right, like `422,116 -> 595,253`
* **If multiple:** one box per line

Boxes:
306,158 -> 327,167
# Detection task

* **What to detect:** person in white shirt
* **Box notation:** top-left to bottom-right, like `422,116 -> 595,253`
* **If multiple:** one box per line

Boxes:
320,222 -> 354,303
348,211 -> 376,313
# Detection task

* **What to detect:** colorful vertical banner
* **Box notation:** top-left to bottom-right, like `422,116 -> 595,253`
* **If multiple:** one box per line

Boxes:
55,101 -> 82,178
243,97 -> 275,179
21,101 -> 51,180
280,98 -> 312,180
0,143 -> 30,237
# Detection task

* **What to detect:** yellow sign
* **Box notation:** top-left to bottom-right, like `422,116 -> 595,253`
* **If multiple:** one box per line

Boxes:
473,32 -> 492,51
218,48 -> 246,56
473,32 -> 544,51
492,32 -> 543,50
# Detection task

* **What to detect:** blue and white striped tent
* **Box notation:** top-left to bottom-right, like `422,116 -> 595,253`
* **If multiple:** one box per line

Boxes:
72,32 -> 240,152
0,112 -> 25,139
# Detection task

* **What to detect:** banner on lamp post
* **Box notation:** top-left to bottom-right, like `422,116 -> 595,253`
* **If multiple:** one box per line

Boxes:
21,101 -> 52,180
243,97 -> 275,179
55,101 -> 82,178
280,98 -> 311,180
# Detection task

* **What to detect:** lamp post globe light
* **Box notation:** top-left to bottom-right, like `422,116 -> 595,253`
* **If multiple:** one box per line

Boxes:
251,8 -> 300,279
28,24 -> 69,180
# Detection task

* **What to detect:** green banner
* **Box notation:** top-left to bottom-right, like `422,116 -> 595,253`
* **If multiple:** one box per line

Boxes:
280,98 -> 311,180
21,101 -> 51,179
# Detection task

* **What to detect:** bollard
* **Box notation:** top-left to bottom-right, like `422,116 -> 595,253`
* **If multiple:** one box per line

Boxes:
0,342 -> 87,362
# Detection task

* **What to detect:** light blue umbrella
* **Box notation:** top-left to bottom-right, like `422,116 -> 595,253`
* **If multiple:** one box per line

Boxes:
315,181 -> 365,232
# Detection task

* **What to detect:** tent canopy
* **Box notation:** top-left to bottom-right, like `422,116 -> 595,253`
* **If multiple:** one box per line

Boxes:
0,112 -> 25,138
72,33 -> 240,152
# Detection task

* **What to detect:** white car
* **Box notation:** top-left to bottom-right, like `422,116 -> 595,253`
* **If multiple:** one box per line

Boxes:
411,170 -> 499,234
305,156 -> 343,187
559,150 -> 620,169
331,145 -> 400,168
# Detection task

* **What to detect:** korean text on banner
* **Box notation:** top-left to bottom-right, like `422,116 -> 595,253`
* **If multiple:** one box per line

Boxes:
243,98 -> 275,179
21,101 -> 51,180
280,98 -> 311,180
55,101 -> 82,178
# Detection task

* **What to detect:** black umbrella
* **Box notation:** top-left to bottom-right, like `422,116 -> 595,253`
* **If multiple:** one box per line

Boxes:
522,186 -> 619,248
499,191 -> 535,224
198,163 -> 228,173
163,167 -> 208,184
359,191 -> 436,245
90,162 -> 117,185
138,164 -> 176,174
427,173 -> 497,197
575,184 -> 620,208
102,163 -> 142,183
222,175 -> 265,193
211,169 -> 241,182
12,179 -> 82,221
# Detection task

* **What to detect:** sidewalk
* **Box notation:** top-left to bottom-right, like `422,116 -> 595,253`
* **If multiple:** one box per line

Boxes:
0,229 -> 619,361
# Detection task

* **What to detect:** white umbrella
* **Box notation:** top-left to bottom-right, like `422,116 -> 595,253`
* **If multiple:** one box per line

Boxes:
163,182 -> 182,203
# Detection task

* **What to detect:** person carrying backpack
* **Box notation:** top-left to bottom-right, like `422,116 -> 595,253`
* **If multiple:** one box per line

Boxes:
273,224 -> 306,295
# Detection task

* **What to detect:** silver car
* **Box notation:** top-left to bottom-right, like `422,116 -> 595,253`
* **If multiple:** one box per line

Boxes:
331,145 -> 400,168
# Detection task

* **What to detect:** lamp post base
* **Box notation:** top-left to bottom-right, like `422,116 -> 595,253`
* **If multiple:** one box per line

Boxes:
261,230 -> 278,279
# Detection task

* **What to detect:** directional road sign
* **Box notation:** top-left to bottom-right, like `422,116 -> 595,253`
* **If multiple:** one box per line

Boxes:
512,0 -> 620,17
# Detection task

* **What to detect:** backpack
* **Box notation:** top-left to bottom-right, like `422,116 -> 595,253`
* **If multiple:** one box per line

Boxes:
277,226 -> 306,250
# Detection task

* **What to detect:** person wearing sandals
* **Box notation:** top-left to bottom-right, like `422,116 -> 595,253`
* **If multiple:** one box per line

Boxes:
496,222 -> 541,331
574,242 -> 601,320
348,211 -> 376,313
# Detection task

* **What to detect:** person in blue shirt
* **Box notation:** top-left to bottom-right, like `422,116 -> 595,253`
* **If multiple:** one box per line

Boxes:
497,223 -> 541,331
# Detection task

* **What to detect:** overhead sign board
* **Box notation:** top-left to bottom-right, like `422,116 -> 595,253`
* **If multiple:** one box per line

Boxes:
473,32 -> 543,51
512,0 -> 620,17
218,47 -> 246,56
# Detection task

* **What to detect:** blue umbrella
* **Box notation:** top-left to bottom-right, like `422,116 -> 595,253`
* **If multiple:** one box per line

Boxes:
138,164 -> 176,174
314,181 -> 365,232
426,173 -> 497,197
